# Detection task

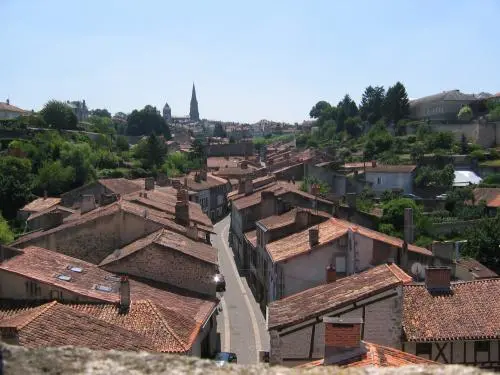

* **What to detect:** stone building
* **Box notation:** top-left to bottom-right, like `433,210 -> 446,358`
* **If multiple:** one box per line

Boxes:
267,264 -> 413,367
0,99 -> 28,120
190,83 -> 199,121
163,101 -> 172,122
409,90 -> 476,123
363,163 -> 417,195
0,245 -> 219,357
66,99 -> 89,122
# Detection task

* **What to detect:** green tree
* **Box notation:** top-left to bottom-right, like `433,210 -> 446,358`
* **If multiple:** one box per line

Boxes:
87,115 -> 116,135
415,164 -> 454,188
344,116 -> 363,137
299,177 -> 330,195
191,139 -> 206,161
462,216 -> 500,273
60,142 -> 96,187
379,198 -> 422,237
40,100 -> 78,130
382,82 -> 410,123
488,105 -> 500,121
460,133 -> 468,154
213,123 -> 227,138
115,135 -> 130,152
0,213 -> 14,244
36,160 -> 75,195
126,105 -> 171,138
359,86 -> 385,124
134,134 -> 167,168
309,101 -> 332,119
90,108 -> 111,118
457,105 -> 473,122
0,156 -> 34,219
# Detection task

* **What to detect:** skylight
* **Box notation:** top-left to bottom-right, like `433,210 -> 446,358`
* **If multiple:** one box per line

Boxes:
95,284 -> 113,292
68,266 -> 83,273
56,274 -> 72,282
105,275 -> 121,282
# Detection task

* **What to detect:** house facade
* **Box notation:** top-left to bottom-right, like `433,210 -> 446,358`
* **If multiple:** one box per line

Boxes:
364,164 -> 416,195
267,264 -> 412,367
409,90 -> 476,123
0,100 -> 28,120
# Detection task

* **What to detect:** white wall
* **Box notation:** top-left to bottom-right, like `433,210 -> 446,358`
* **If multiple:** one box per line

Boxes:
365,172 -> 413,194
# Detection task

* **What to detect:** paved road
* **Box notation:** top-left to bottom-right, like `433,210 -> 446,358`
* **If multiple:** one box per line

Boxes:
212,215 -> 269,365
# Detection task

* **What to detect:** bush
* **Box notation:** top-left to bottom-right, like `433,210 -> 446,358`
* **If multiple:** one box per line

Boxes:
0,213 -> 14,244
469,149 -> 487,161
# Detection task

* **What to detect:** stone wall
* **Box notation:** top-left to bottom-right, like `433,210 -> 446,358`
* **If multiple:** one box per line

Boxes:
3,342 -> 493,374
102,243 -> 217,296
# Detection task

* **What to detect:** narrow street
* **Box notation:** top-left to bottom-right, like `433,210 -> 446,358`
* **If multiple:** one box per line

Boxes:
212,215 -> 270,365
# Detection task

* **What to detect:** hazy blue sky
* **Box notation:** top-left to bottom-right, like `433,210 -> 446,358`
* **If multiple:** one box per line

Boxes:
2,0 -> 499,123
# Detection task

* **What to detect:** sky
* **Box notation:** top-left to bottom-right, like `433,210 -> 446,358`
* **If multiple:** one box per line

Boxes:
2,0 -> 499,124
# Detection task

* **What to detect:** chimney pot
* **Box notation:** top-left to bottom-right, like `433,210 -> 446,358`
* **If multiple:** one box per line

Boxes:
144,177 -> 154,191
323,317 -> 365,365
309,228 -> 319,248
326,264 -> 336,283
119,275 -> 130,311
371,160 -> 377,168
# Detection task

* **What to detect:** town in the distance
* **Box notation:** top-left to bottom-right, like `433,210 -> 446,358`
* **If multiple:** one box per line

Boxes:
0,83 -> 499,370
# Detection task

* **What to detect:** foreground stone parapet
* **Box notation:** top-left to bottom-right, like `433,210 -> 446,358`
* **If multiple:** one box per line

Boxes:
1,343 -> 495,375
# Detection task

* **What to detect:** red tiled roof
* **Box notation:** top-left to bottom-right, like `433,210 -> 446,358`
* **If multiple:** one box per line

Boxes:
0,102 -> 28,113
265,218 -> 431,263
244,230 -> 257,247
0,246 -> 217,348
298,341 -> 437,368
27,205 -> 75,221
472,187 -> 500,208
455,257 -> 498,279
207,156 -> 244,169
258,208 -> 331,231
403,279 -> 500,341
172,173 -> 228,191
20,197 -> 61,213
97,178 -> 144,195
99,228 -> 218,266
0,301 -> 155,351
268,264 -> 410,330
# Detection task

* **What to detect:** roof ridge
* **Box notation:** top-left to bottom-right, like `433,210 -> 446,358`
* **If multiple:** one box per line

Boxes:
18,300 -> 58,329
404,278 -> 500,288
145,300 -> 189,351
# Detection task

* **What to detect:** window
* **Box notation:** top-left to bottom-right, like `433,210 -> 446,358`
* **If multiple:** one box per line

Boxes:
377,177 -> 382,185
56,274 -> 72,282
475,341 -> 490,353
50,290 -> 63,300
415,343 -> 432,357
67,266 -> 83,273
95,285 -> 113,292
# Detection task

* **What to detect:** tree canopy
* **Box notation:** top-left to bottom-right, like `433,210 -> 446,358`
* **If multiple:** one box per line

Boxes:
359,86 -> 385,124
457,105 -> 473,122
133,134 -> 168,169
213,123 -> 227,138
382,82 -> 410,123
0,213 -> 14,244
0,156 -> 34,219
126,105 -> 171,138
463,216 -> 500,273
40,100 -> 78,130
90,108 -> 111,118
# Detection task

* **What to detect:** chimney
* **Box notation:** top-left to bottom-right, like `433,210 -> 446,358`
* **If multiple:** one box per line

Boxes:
309,227 -> 319,248
404,208 -> 414,243
200,167 -> 207,181
144,177 -> 155,191
425,266 -> 451,292
295,208 -> 309,229
323,317 -> 366,365
119,276 -> 130,312
326,264 -> 336,283
175,190 -> 190,226
43,211 -> 64,230
80,195 -> 97,214
194,172 -> 201,183
261,190 -> 276,215
244,178 -> 253,195
172,179 -> 181,189
186,223 -> 199,241
238,178 -> 245,194
43,190 -> 48,200
371,160 -> 377,168
431,241 -> 455,262
156,173 -> 168,187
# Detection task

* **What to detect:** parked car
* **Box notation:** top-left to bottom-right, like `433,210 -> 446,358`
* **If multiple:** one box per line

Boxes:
436,193 -> 448,200
214,273 -> 226,292
214,352 -> 237,366
402,193 -> 422,200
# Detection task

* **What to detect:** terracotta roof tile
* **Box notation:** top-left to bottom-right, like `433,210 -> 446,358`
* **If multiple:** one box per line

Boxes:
0,302 -> 155,351
0,102 -> 28,113
403,279 -> 500,341
244,230 -> 257,247
172,173 -> 227,191
97,178 -> 143,195
298,341 -> 437,368
366,165 -> 416,173
99,228 -> 218,266
0,246 -> 218,347
20,197 -> 61,213
27,205 -> 75,221
207,156 -> 244,169
473,187 -> 500,208
268,264 -> 409,330
455,257 -> 498,279
258,208 -> 332,231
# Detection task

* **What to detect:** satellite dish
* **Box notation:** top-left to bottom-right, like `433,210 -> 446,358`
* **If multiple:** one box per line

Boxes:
411,262 -> 425,280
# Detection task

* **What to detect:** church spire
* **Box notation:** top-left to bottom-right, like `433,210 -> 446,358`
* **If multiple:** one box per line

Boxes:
190,82 -> 199,121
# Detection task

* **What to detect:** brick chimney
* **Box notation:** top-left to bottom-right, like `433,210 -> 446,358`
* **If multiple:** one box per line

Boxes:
326,264 -> 336,283
119,276 -> 130,312
186,223 -> 199,241
244,178 -> 253,195
404,208 -> 414,243
200,167 -> 207,181
295,208 -> 309,230
175,189 -> 190,227
323,317 -> 366,366
80,195 -> 96,214
194,172 -> 201,183
238,178 -> 245,194
425,266 -> 451,292
43,190 -> 48,200
172,179 -> 181,189
261,191 -> 276,216
371,160 -> 377,168
144,177 -> 155,191
309,227 -> 319,248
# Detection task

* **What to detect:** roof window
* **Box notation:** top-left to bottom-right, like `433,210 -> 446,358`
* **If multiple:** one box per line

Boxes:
56,274 -> 72,282
95,284 -> 113,292
67,265 -> 83,273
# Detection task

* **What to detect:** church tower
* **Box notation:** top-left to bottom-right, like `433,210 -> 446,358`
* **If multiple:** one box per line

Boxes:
162,101 -> 171,122
190,83 -> 200,121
